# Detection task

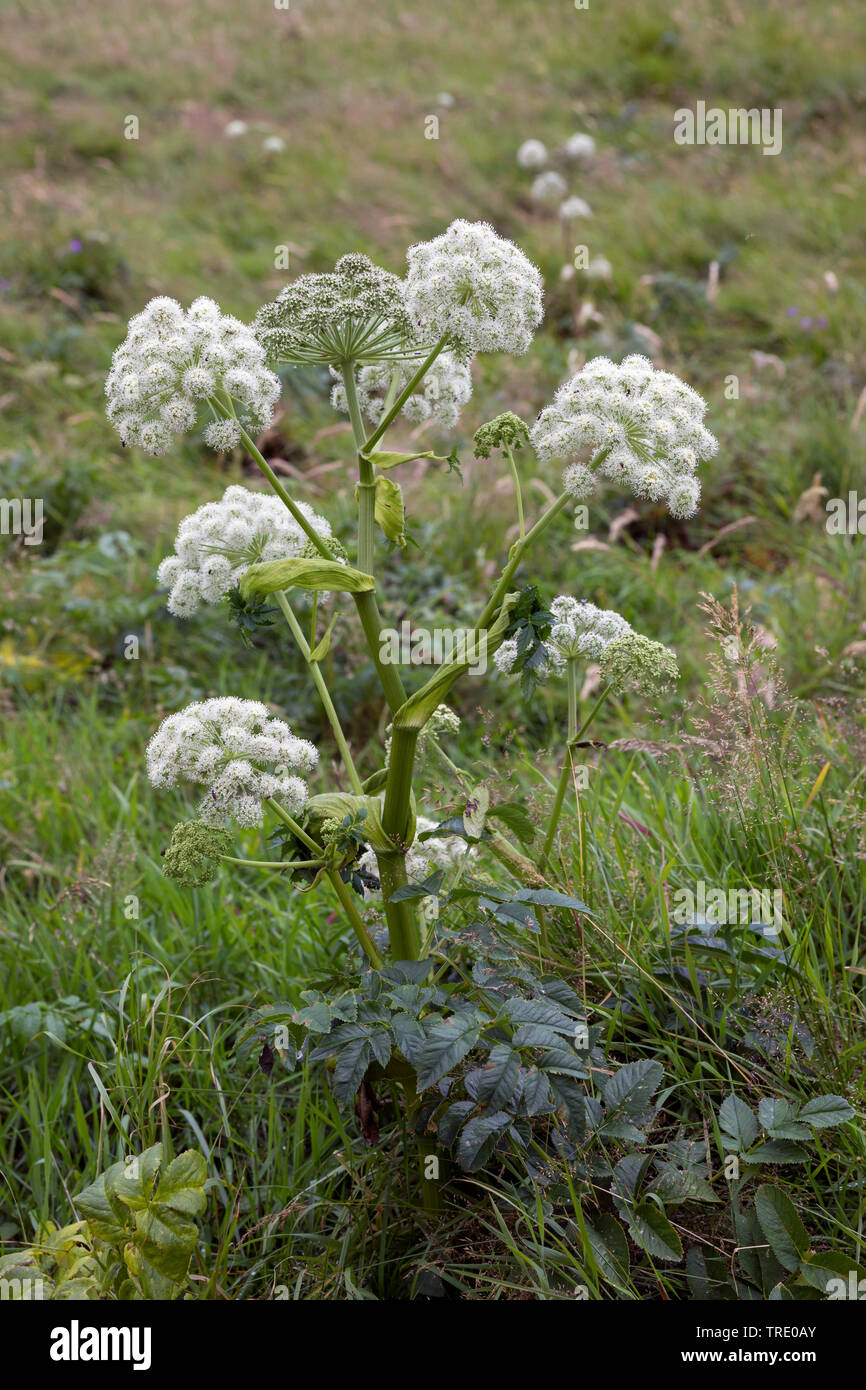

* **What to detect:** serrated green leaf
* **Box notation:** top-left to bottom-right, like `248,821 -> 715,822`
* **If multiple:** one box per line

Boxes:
415,1011 -> 481,1091
754,1185 -> 809,1272
798,1094 -> 854,1129
800,1250 -> 866,1294
487,802 -> 536,846
475,1045 -> 521,1112
742,1140 -> 810,1164
456,1110 -> 512,1171
719,1093 -> 759,1151
629,1200 -> 683,1261
603,1059 -> 664,1120
332,1035 -> 373,1105
154,1150 -> 207,1218
107,1144 -> 163,1212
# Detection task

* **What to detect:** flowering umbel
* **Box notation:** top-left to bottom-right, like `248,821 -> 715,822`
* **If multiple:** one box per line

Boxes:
146,697 -> 318,828
156,485 -> 334,617
404,220 -> 544,357
253,253 -> 418,367
105,296 -> 281,455
531,354 -> 717,518
331,349 -> 473,429
494,595 -> 677,690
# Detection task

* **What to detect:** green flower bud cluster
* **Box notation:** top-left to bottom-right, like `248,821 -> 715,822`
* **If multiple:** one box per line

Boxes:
473,412 -> 531,459
599,631 -> 679,695
299,535 -> 348,563
162,821 -> 232,886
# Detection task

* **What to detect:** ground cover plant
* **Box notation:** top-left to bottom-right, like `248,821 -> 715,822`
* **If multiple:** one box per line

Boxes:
1,0 -> 865,1306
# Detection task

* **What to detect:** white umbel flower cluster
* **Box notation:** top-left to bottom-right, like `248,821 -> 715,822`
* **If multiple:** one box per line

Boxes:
531,170 -> 568,205
330,348 -> 473,429
494,597 -> 632,681
105,297 -> 281,456
404,220 -> 544,357
156,484 -> 334,617
517,139 -> 548,170
147,697 -> 318,828
530,355 -> 718,518
563,132 -> 596,161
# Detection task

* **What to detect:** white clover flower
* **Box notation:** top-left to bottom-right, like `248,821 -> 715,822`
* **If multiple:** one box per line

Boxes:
156,484 -> 334,617
262,135 -> 286,152
147,697 -> 318,828
517,139 -> 548,170
563,133 -> 596,161
254,254 -> 417,367
531,354 -> 718,517
224,120 -> 248,138
404,220 -> 543,357
330,348 -> 473,429
105,297 -> 281,455
558,196 -> 592,222
531,171 -> 568,205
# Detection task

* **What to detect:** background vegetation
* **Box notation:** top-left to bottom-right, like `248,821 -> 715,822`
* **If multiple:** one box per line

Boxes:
1,0 -> 864,1299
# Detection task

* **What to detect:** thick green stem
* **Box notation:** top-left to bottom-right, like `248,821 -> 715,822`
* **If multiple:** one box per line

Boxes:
341,368 -> 420,958
342,368 -> 378,577
273,590 -> 363,795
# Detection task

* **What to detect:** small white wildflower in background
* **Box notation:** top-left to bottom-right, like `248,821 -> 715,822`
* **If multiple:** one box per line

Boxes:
531,354 -> 718,517
254,254 -> 417,366
156,484 -> 334,617
584,256 -> 613,281
559,196 -> 592,221
404,220 -> 544,356
330,349 -> 472,429
146,697 -> 318,827
105,297 -> 281,455
563,132 -> 596,161
224,120 -> 248,138
436,92 -> 456,108
531,170 -> 568,205
262,135 -> 286,152
517,139 -> 548,170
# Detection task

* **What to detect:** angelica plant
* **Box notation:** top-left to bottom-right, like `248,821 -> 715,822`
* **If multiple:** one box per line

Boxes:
109,219 -> 717,1201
